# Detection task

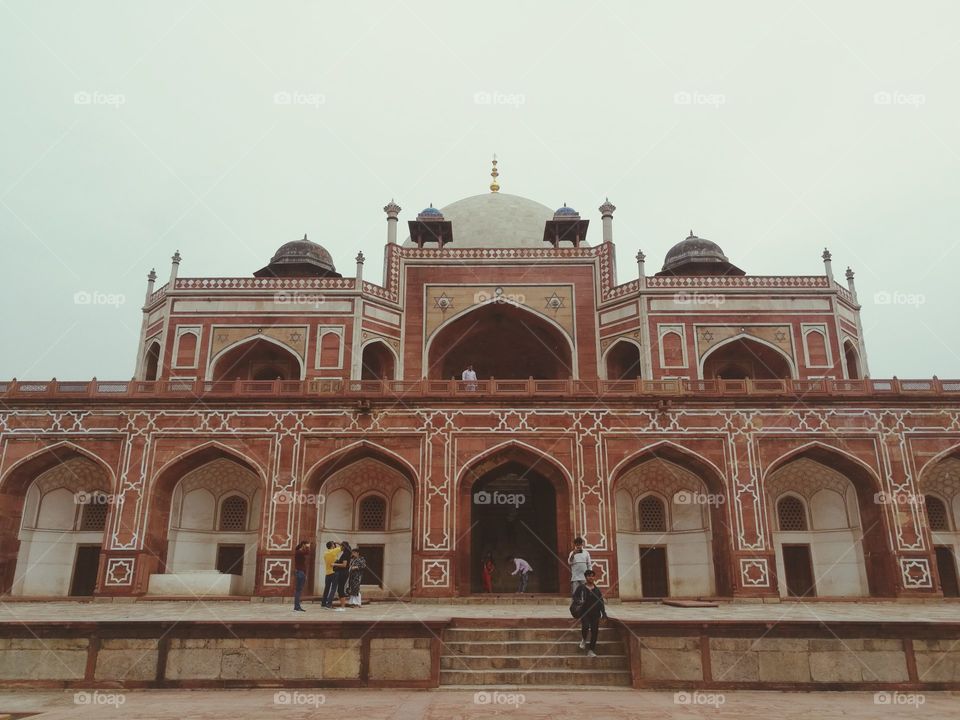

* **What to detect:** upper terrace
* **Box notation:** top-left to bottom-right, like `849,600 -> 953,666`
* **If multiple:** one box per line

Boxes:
2,376 -> 957,404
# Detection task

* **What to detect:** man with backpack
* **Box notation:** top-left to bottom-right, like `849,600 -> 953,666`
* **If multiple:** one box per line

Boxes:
570,569 -> 608,657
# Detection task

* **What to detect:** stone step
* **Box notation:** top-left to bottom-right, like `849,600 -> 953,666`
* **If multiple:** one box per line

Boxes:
441,638 -> 626,657
440,668 -> 633,686
414,596 -> 625,605
442,640 -> 626,656
444,627 -> 620,642
441,654 -> 629,671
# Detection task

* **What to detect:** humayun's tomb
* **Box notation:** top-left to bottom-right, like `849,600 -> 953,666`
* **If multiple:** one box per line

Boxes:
4,163 -> 960,607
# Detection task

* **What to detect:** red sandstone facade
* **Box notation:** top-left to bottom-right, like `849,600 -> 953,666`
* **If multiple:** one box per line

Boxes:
2,191 -> 959,601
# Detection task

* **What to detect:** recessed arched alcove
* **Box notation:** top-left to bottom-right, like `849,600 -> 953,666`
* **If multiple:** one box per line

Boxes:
428,304 -> 573,380
211,338 -> 302,381
702,337 -> 793,380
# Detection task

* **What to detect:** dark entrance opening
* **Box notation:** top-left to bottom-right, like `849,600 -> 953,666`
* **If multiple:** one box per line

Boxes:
216,544 -> 245,576
470,466 -> 558,593
782,544 -> 816,597
69,545 -> 101,596
606,341 -> 642,381
360,545 -> 385,587
361,343 -> 395,381
639,545 -> 669,597
935,546 -> 960,597
844,341 -> 861,380
145,342 -> 161,381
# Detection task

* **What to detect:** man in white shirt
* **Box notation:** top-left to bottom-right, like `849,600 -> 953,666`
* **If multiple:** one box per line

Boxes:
461,364 -> 478,391
507,555 -> 532,593
568,536 -> 592,596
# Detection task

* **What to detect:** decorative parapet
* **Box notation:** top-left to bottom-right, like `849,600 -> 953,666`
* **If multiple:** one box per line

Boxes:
645,275 -> 831,290
143,243 -> 859,309
146,283 -> 168,305
3,377 -> 958,401
396,246 -> 600,260
362,281 -> 396,303
834,282 -> 856,304
174,277 -> 357,291
606,280 -> 640,299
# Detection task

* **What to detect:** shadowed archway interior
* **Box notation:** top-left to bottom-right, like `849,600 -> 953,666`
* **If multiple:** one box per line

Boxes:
703,337 -> 792,380
429,304 -> 573,380
470,464 -> 558,593
606,340 -> 642,380
212,339 -> 301,382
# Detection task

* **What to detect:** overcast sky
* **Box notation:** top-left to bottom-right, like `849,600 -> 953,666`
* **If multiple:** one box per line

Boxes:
1,1 -> 958,380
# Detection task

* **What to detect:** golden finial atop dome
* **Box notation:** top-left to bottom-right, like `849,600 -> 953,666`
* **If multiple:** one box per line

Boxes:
489,154 -> 500,193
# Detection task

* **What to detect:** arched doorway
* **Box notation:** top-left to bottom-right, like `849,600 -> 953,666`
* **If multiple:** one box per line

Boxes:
145,341 -> 161,381
605,340 -> 642,380
457,445 -> 571,594
612,447 -> 732,598
428,304 -> 573,380
0,446 -> 114,597
165,458 -> 262,594
764,447 -> 896,597
918,452 -> 960,597
12,456 -> 111,596
844,340 -> 862,380
145,446 -> 266,593
702,337 -> 793,380
360,341 -> 396,381
210,338 -> 303,381
305,449 -> 416,599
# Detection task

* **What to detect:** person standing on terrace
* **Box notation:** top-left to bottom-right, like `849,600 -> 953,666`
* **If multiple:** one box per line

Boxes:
462,364 -> 478,391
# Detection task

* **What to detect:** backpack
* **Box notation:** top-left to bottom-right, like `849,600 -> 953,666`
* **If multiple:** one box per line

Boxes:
569,585 -> 586,619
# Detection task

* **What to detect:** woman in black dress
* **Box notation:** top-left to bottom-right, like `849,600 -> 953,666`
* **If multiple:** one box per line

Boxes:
346,547 -> 366,607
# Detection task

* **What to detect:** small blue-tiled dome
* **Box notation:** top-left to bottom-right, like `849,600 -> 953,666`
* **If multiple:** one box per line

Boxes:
554,204 -> 579,218
419,204 -> 444,218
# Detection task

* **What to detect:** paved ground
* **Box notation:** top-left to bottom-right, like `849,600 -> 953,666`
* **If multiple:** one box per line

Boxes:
0,689 -> 956,719
2,599 -> 960,624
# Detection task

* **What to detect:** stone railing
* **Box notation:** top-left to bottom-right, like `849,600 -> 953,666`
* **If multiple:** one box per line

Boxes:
175,277 -> 358,291
645,275 -> 831,290
146,283 -> 168,305
2,377 -> 958,402
145,276 -> 404,306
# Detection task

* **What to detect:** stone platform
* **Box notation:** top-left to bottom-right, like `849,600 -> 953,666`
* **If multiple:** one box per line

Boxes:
0,599 -> 959,691
2,688 -> 960,720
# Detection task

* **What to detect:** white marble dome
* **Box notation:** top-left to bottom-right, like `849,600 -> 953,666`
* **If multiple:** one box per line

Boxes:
405,192 -> 577,249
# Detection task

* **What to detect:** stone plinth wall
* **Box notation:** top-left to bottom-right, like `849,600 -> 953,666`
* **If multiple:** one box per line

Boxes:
3,618 -> 960,690
618,620 -> 960,690
0,621 -> 444,688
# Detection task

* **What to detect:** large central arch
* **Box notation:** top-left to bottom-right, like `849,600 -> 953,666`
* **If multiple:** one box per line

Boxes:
456,443 -> 573,595
427,303 -> 574,380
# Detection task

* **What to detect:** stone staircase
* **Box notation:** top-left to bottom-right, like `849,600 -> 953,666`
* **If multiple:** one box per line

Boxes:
439,618 -> 632,688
